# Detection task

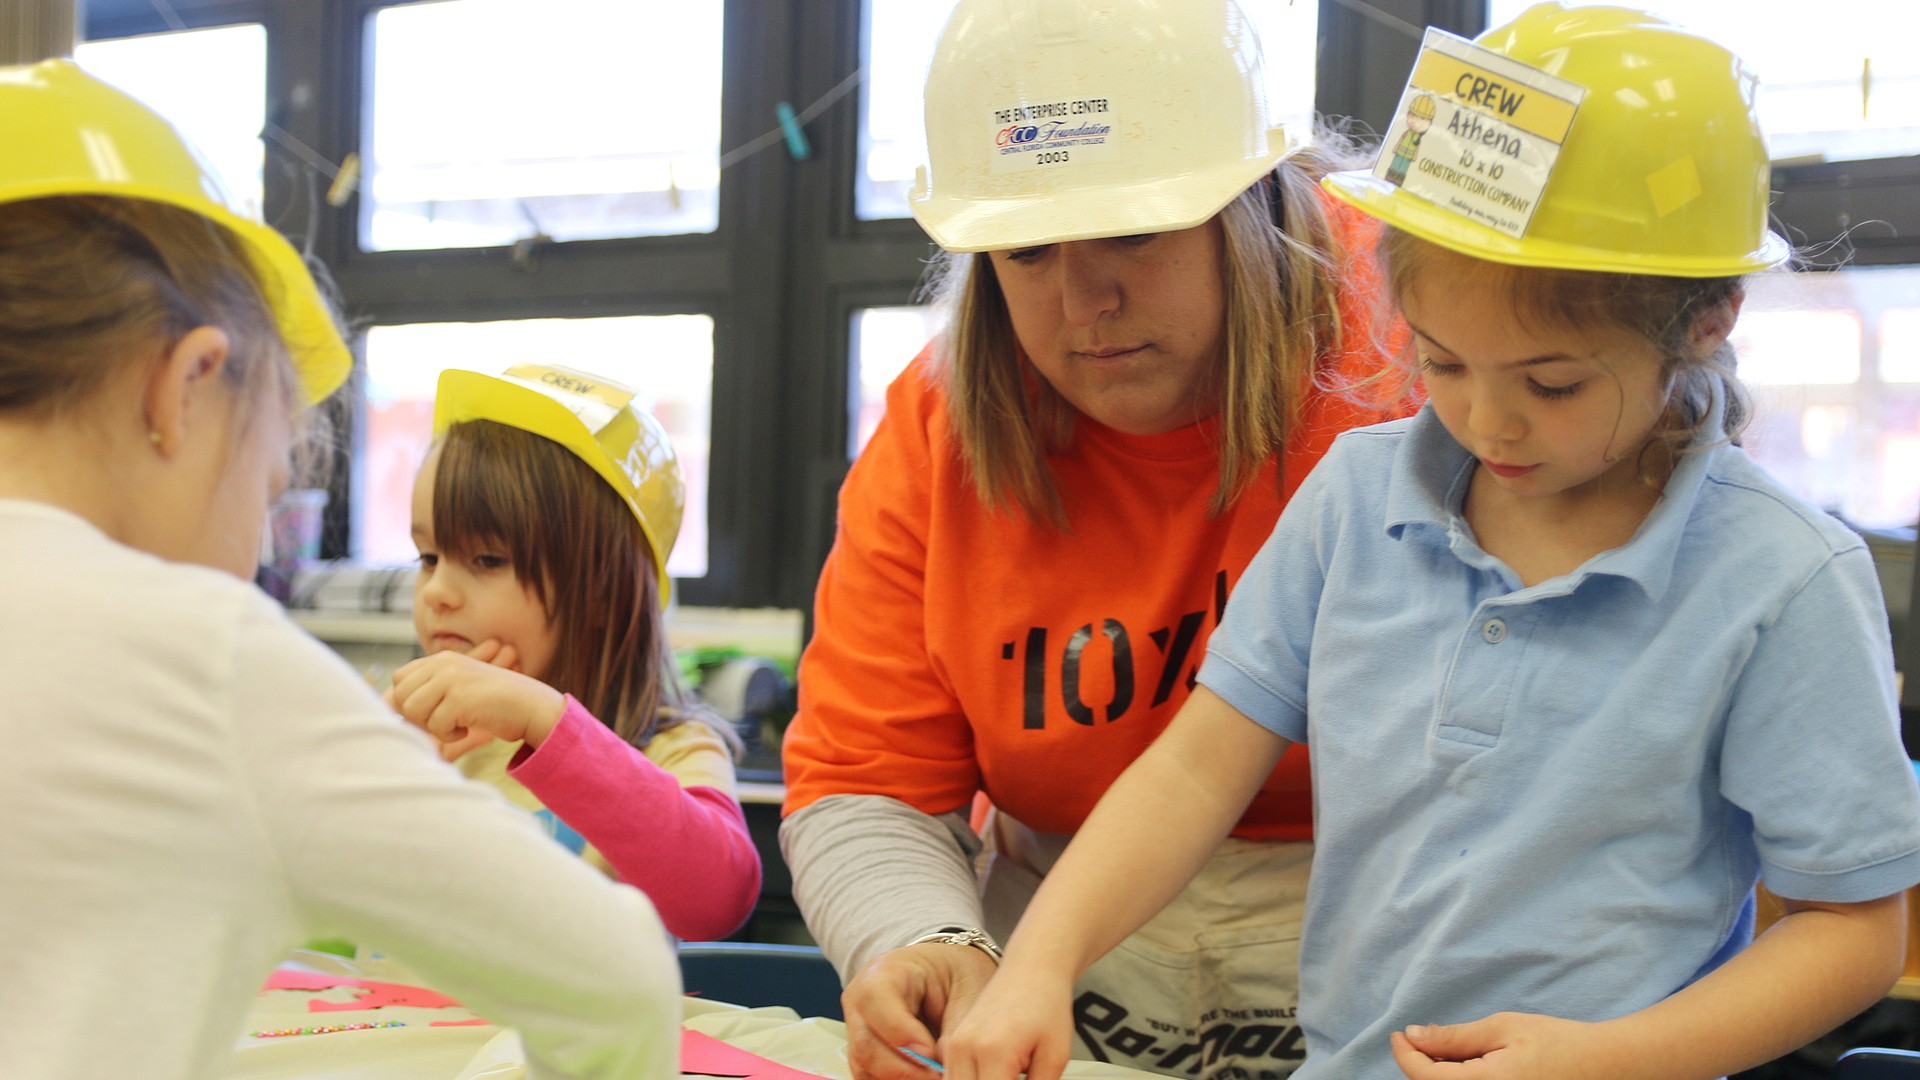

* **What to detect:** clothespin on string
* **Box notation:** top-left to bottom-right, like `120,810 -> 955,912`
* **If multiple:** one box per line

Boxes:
775,101 -> 812,161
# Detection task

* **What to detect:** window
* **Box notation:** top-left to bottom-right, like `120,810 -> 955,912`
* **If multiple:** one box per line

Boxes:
75,23 -> 268,213
856,0 -> 1321,219
359,0 -> 724,251
1735,268 -> 1920,531
358,316 -> 715,578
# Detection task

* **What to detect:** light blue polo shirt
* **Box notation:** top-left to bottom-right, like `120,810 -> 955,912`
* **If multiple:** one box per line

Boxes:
1200,403 -> 1920,1080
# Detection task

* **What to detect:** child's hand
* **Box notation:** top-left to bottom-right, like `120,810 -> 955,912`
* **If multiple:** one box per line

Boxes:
388,641 -> 566,762
1391,1013 -> 1606,1079
937,961 -> 1075,1080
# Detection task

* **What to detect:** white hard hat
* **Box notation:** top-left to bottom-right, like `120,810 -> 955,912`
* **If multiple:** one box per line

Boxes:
909,0 -> 1290,253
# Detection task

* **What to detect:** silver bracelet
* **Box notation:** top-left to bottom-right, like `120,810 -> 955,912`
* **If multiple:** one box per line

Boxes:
905,926 -> 1003,965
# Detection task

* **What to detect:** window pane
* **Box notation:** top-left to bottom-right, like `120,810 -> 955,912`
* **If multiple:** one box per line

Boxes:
1736,311 -> 1861,386
1883,311 -> 1920,383
358,316 -> 714,579
361,0 -> 722,252
76,24 -> 266,214
1484,1 -> 1920,163
1734,267 -> 1920,530
857,0 -> 1320,220
850,306 -> 942,454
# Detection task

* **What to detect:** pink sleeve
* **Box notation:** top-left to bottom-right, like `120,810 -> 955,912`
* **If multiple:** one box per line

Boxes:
509,697 -> 763,941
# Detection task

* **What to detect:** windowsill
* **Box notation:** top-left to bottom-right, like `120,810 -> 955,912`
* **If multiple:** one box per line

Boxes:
289,605 -> 804,663
288,610 -> 420,645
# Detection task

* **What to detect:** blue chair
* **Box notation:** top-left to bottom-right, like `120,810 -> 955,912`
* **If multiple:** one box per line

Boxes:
1836,1048 -> 1920,1079
677,941 -> 844,1020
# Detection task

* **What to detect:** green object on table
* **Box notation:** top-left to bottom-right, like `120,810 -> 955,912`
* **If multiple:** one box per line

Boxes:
302,937 -> 356,958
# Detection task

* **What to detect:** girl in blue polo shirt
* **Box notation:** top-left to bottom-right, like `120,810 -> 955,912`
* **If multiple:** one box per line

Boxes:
936,7 -> 1920,1080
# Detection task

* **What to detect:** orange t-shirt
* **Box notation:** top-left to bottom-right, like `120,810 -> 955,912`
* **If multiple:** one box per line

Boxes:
783,194 -> 1408,841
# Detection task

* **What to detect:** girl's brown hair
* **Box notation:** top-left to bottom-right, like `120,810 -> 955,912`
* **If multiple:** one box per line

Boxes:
922,137 -> 1375,529
0,195 -> 296,423
1379,228 -> 1751,453
431,419 -> 738,755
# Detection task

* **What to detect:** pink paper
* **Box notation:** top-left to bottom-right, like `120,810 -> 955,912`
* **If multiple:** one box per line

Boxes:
261,970 -> 465,1012
682,1029 -> 829,1080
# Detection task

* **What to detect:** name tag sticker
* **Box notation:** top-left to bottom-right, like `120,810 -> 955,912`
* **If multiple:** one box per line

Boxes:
986,97 -> 1120,174
1374,28 -> 1586,239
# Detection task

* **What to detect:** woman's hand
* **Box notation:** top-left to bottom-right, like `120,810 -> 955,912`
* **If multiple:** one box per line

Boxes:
938,958 -> 1076,1080
387,640 -> 565,762
842,943 -> 1000,1080
1390,1012 -> 1608,1080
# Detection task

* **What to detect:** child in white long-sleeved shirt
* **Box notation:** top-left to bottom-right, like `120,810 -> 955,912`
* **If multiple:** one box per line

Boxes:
0,61 -> 681,1080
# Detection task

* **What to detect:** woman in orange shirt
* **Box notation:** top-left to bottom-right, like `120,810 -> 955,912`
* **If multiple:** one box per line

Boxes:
779,3 -> 1411,1078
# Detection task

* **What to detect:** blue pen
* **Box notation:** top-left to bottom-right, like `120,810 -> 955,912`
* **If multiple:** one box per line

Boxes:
897,1046 -> 945,1073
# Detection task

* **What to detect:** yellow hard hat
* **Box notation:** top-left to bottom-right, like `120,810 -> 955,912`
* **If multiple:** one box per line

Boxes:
0,59 -> 349,402
433,363 -> 684,603
910,0 -> 1291,253
1323,3 -> 1789,277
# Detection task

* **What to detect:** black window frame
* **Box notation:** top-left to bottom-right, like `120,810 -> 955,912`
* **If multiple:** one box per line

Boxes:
80,0 -> 1920,615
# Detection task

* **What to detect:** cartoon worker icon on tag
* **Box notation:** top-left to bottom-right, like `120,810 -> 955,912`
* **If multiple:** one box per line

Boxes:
1384,93 -> 1436,187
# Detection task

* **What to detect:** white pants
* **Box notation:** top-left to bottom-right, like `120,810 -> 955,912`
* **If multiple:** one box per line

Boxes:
978,809 -> 1313,1080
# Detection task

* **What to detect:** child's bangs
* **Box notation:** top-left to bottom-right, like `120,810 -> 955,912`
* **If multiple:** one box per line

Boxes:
432,421 -> 553,596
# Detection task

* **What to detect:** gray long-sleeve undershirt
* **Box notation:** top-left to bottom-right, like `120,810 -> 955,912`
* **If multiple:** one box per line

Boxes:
779,793 -> 986,981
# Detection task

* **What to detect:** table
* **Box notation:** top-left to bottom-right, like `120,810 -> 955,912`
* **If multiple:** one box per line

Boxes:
223,952 -> 1157,1079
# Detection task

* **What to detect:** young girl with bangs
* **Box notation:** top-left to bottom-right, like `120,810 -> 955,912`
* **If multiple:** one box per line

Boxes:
942,8 -> 1920,1080
387,364 -> 760,942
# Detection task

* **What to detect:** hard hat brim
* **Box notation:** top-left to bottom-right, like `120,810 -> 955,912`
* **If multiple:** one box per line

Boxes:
1,180 -> 351,406
0,60 -> 348,404
912,136 -> 1288,253
1321,170 -> 1790,278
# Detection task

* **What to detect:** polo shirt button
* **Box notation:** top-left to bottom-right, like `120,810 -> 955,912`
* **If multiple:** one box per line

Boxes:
1481,618 -> 1508,644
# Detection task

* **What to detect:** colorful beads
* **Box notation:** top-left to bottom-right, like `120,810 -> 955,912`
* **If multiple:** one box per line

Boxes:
249,1020 -> 405,1038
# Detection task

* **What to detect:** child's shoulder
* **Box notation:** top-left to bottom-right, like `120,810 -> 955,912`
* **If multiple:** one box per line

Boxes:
646,715 -> 739,791
1329,412 -> 1423,447
1697,446 -> 1869,561
1311,410 -> 1436,492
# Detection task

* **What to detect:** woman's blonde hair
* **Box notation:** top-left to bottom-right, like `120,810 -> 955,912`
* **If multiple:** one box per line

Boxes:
430,420 -> 740,757
0,196 -> 297,423
1378,228 -> 1751,455
922,138 -> 1373,529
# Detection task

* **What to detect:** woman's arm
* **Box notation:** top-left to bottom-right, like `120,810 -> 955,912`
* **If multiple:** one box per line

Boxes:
783,795 -> 998,1080
779,353 -> 1019,1077
781,795 -> 987,977
512,698 -> 762,941
942,687 -> 1292,1080
1393,894 -> 1907,1080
